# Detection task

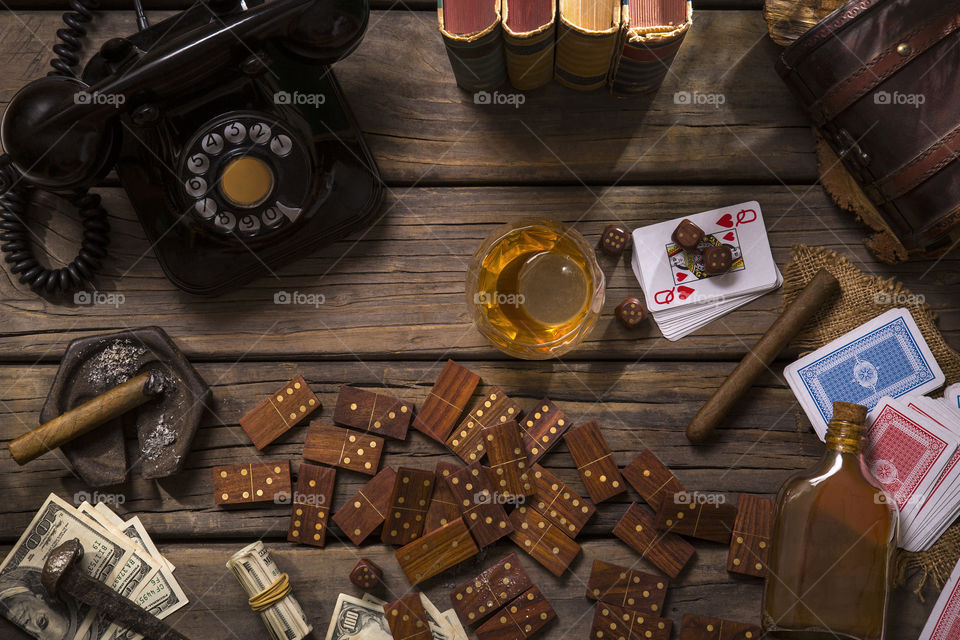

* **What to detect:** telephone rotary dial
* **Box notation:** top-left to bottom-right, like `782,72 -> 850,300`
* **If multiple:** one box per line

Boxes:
0,0 -> 382,297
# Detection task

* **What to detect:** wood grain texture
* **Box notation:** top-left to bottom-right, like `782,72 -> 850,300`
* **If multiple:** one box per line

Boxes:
0,11 -> 814,183
591,603 -> 672,640
451,552 -> 533,626
395,516 -> 479,585
727,494 -> 774,578
0,186 -> 955,361
0,358 -> 924,541
0,538 -> 929,640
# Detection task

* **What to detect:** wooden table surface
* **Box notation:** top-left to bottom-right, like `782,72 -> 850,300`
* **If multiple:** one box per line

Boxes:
1,2 -> 957,639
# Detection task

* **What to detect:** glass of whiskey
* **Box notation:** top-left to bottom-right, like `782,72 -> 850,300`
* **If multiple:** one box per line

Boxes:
466,217 -> 605,359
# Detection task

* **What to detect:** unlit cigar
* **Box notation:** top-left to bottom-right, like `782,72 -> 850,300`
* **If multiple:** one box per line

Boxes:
685,268 -> 840,444
9,371 -> 164,464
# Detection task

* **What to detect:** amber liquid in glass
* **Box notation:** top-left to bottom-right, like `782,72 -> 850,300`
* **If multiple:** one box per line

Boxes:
762,404 -> 897,640
474,224 -> 594,346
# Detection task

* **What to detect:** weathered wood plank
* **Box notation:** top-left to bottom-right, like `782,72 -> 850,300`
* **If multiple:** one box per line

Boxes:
0,539 -> 933,640
0,186 -> 956,361
0,359 -> 888,541
18,0 -> 764,10
1,10 -> 814,185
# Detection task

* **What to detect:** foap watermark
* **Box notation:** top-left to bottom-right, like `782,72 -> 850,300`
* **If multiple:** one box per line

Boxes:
873,290 -> 925,305
74,490 -> 126,506
674,90 -> 725,108
474,90 -> 525,109
74,291 -> 125,308
874,90 -> 925,108
75,90 -> 125,107
274,290 -> 326,308
274,491 -> 326,506
673,490 -> 727,506
474,290 -> 525,307
274,90 -> 326,107
474,491 -> 526,506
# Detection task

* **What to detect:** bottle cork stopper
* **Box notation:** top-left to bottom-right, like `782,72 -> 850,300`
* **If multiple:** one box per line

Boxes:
832,401 -> 868,425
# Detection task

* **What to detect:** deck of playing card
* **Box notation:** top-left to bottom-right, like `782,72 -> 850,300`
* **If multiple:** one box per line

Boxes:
918,555 -> 960,640
785,308 -> 946,440
630,202 -> 782,341
871,394 -> 960,551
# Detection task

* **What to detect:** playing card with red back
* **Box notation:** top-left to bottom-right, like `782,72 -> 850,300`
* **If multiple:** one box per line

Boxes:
865,397 -> 958,519
919,555 -> 960,640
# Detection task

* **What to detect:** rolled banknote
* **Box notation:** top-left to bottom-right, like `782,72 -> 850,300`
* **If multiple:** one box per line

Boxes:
226,541 -> 312,640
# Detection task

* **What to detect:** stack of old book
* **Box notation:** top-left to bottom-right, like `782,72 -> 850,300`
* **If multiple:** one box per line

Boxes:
438,0 -> 691,93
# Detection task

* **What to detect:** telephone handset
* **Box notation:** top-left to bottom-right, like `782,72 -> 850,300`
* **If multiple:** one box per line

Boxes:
0,0 -> 382,297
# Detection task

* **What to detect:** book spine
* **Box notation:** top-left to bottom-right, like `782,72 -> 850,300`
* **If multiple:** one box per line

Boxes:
439,2 -> 508,92
610,0 -> 692,95
555,21 -> 620,91
504,24 -> 556,91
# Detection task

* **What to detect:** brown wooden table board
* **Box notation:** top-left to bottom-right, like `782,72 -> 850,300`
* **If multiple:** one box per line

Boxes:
0,4 -> 951,640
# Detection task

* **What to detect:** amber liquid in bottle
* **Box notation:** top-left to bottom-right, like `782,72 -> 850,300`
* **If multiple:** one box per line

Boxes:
762,402 -> 898,640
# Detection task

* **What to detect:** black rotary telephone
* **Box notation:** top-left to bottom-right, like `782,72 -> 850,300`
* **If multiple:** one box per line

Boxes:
0,0 -> 382,297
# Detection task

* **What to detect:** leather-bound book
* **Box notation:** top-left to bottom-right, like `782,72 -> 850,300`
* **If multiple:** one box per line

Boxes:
439,0 -> 507,91
502,0 -> 555,90
555,0 -> 620,90
609,0 -> 691,95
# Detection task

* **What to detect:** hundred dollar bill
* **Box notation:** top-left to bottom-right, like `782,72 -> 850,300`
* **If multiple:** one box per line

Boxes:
99,567 -> 189,640
92,504 -> 175,573
355,592 -> 453,640
325,594 -> 393,640
0,494 -> 132,640
75,504 -> 160,640
79,503 -> 187,640
227,542 -> 312,640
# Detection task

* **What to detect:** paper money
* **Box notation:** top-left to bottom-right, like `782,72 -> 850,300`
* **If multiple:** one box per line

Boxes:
343,592 -> 455,640
325,594 -> 393,640
99,568 -> 189,640
227,541 -> 313,640
92,504 -> 175,573
0,494 -> 133,640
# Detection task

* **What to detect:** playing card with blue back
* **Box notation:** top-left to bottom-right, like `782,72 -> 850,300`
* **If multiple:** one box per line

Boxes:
785,308 -> 945,439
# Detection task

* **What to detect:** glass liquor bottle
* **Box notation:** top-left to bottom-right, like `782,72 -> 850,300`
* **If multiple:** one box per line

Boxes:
762,401 -> 898,640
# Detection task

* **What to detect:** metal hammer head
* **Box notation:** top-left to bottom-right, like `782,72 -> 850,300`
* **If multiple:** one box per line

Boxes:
40,539 -> 83,597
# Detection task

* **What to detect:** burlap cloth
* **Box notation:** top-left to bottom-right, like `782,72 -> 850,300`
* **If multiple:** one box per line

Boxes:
782,245 -> 960,598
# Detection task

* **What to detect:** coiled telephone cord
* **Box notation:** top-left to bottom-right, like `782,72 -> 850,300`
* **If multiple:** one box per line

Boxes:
0,0 -> 110,297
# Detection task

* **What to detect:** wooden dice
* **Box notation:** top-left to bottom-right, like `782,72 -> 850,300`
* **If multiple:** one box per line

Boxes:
703,245 -> 734,275
598,224 -> 631,257
239,375 -> 320,449
213,461 -> 291,505
350,559 -> 383,590
615,298 -> 648,329
671,219 -> 704,251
